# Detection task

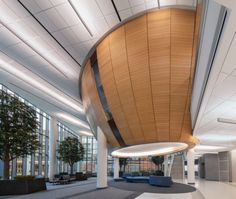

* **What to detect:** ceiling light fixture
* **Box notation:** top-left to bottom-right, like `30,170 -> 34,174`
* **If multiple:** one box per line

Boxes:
0,55 -> 84,113
198,134 -> 236,142
217,118 -> 236,124
112,142 -> 188,157
56,113 -> 89,129
80,131 -> 93,136
194,145 -> 226,151
68,0 -> 93,37
0,22 -> 77,79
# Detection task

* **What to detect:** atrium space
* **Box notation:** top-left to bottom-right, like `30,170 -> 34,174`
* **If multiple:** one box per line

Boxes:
1,0 -> 236,199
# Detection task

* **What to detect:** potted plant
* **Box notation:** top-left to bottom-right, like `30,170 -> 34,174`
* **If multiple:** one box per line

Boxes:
58,137 -> 84,175
0,90 -> 46,195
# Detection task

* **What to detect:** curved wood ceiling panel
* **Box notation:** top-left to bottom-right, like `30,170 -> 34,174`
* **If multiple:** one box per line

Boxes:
81,61 -> 119,147
82,8 -> 198,147
97,36 -> 134,144
170,9 -> 195,141
125,15 -> 157,142
107,27 -> 142,144
147,9 -> 171,141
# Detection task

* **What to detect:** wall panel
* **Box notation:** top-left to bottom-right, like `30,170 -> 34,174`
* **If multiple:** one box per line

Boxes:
170,9 -> 195,141
108,26 -> 144,144
81,61 -> 119,146
125,15 -> 157,142
147,9 -> 171,141
83,8 -> 197,147
97,37 -> 134,144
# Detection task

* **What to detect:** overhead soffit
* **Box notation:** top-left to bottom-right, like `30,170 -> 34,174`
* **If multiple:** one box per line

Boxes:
0,0 -> 196,139
81,8 -> 200,148
0,0 -> 196,101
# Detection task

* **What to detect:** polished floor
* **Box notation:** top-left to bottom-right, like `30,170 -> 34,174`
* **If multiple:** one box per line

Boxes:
0,178 -> 236,199
136,179 -> 236,199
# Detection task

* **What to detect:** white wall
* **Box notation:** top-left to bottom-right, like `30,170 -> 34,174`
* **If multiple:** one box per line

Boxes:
231,150 -> 236,182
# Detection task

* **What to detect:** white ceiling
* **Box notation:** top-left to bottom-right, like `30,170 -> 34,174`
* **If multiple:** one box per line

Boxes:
0,0 -> 196,136
193,0 -> 236,152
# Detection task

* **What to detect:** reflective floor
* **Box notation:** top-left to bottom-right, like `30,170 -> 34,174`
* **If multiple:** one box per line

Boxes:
136,179 -> 236,199
0,178 -> 236,199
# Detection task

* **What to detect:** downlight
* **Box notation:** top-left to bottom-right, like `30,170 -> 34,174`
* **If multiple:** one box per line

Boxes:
111,142 -> 188,157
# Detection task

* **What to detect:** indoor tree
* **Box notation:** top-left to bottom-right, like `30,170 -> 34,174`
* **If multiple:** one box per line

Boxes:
58,137 -> 84,175
119,158 -> 128,173
0,90 -> 39,179
151,156 -> 164,176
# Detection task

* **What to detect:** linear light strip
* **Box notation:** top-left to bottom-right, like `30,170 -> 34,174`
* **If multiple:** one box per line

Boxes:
17,0 -> 82,68
80,131 -> 93,136
1,50 -> 81,104
56,113 -> 89,129
9,82 -> 83,116
0,55 -> 84,113
68,0 -> 93,37
0,21 -> 69,79
217,118 -> 236,124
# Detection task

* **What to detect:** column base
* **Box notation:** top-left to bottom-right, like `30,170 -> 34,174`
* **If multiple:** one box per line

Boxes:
188,182 -> 195,185
96,186 -> 108,190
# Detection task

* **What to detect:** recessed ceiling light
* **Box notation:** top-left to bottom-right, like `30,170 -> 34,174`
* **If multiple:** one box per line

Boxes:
194,145 -> 227,151
56,113 -> 89,129
217,118 -> 236,124
80,131 -> 93,136
68,0 -> 93,37
0,22 -> 78,79
0,55 -> 84,113
198,134 -> 236,142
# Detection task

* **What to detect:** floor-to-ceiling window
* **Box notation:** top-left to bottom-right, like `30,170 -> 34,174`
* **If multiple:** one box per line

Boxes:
0,84 -> 98,178
56,123 -> 79,174
0,84 -> 50,178
80,136 -> 97,174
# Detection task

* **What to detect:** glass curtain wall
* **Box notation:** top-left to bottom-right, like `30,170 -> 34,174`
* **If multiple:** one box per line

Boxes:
0,84 -> 50,178
80,136 -> 97,174
56,123 -> 79,174
0,84 -> 99,177
0,84 -> 163,177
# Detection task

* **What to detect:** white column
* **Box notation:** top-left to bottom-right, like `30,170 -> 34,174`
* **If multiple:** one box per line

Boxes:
164,155 -> 168,176
49,117 -> 57,180
187,148 -> 195,184
113,157 -> 119,179
97,127 -> 107,189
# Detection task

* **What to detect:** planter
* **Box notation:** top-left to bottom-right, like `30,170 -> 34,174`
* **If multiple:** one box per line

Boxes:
0,178 -> 46,195
75,172 -> 87,181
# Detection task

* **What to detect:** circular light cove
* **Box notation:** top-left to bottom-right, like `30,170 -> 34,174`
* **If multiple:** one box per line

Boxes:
111,142 -> 188,157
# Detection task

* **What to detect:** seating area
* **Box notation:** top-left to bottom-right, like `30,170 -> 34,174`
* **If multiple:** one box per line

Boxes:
124,176 -> 173,187
149,176 -> 173,187
50,172 -> 88,185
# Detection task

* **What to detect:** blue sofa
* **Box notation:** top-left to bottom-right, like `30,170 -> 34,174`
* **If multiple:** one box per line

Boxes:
125,176 -> 150,183
149,176 -> 173,187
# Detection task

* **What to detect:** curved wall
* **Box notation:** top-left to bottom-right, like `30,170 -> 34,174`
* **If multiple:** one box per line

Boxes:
81,8 -> 199,148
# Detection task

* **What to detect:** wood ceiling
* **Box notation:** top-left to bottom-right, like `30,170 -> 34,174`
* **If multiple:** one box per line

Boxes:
82,8 -> 200,147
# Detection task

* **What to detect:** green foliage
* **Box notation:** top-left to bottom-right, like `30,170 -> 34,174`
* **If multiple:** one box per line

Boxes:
0,90 -> 39,179
15,175 -> 35,181
151,156 -> 164,166
58,137 -> 84,173
119,158 -> 128,172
